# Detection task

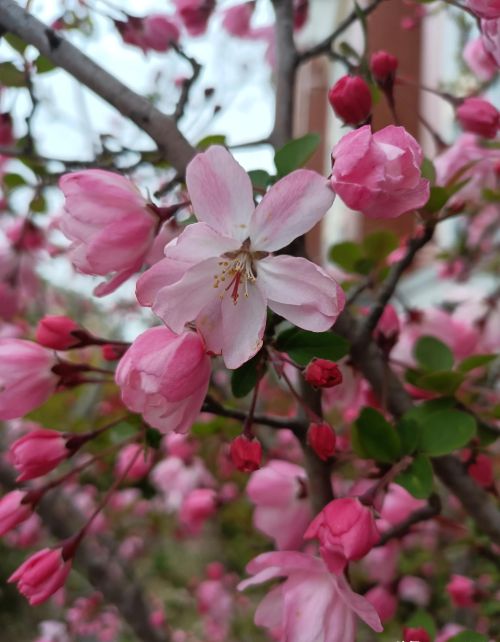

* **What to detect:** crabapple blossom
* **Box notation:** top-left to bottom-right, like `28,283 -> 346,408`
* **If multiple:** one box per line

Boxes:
456,97 -> 499,139
10,429 -> 71,481
403,626 -> 431,642
115,444 -> 154,481
466,0 -> 500,18
238,551 -> 383,642
35,315 -> 80,350
174,0 -> 215,35
364,585 -> 397,623
58,170 -> 159,296
304,359 -> 342,388
246,460 -> 312,549
446,574 -> 476,607
380,484 -> 426,526
467,453 -> 494,488
0,490 -> 32,536
481,17 -> 500,64
370,50 -> 398,85
464,37 -> 497,80
0,340 -> 58,420
331,125 -> 430,219
152,455 -> 213,510
222,2 -> 255,38
229,435 -> 262,472
115,326 -> 211,434
9,547 -> 73,606
307,422 -> 336,461
398,576 -> 431,607
116,14 -> 180,52
328,76 -> 372,125
304,497 -> 380,573
179,488 -> 217,534
136,146 -> 342,368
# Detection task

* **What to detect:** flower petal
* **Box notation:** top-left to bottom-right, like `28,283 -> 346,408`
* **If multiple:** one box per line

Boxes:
250,170 -> 335,251
186,146 -> 255,240
136,258 -> 189,307
165,222 -> 241,263
221,282 -> 267,369
336,574 -> 383,633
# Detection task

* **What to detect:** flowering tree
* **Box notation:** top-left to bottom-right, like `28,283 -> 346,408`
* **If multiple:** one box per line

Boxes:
0,1 -> 498,641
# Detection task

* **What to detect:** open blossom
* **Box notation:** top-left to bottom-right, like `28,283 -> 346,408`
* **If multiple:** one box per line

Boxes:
59,170 -> 158,296
331,125 -> 430,219
466,0 -> 500,18
481,17 -> 500,64
0,490 -> 32,536
246,460 -> 312,549
137,146 -> 342,369
9,547 -> 72,605
0,339 -> 58,420
304,497 -> 380,573
115,326 -> 211,434
238,551 -> 383,642
456,97 -> 499,139
464,36 -> 497,80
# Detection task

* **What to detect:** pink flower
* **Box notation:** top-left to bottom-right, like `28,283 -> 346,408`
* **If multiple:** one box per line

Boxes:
304,497 -> 380,573
152,456 -> 213,510
481,17 -> 500,64
466,0 -> 500,18
115,326 -> 211,434
246,460 -> 312,549
117,14 -> 180,52
179,488 -> 217,534
238,551 -> 383,642
328,76 -> 372,126
115,443 -> 154,481
436,624 -> 465,642
364,585 -> 397,623
222,2 -> 255,38
136,146 -> 341,369
0,490 -> 32,536
380,484 -> 426,526
398,576 -> 431,606
464,37 -> 497,80
230,435 -> 262,472
331,125 -> 430,219
10,429 -> 70,481
9,547 -> 72,605
35,315 -> 80,350
446,574 -> 476,607
403,626 -> 430,642
59,170 -> 158,296
304,359 -> 342,388
174,0 -> 215,35
456,97 -> 499,139
0,340 -> 58,420
307,422 -> 336,461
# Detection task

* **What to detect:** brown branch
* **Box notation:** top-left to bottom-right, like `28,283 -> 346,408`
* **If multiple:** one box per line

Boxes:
0,0 -> 196,175
297,0 -> 385,65
0,462 -> 170,642
171,44 -> 202,123
269,0 -> 297,148
378,493 -> 442,545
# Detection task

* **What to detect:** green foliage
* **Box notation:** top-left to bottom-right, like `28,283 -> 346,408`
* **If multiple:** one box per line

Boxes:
231,353 -> 261,398
145,427 -> 163,450
274,133 -> 320,176
405,610 -> 436,638
415,370 -> 465,395
34,55 -> 57,74
0,62 -> 26,87
448,634 -> 488,642
248,169 -> 273,190
457,353 -> 497,372
396,455 -> 434,498
414,336 -> 454,371
2,173 -> 28,190
417,409 -> 477,456
275,327 -> 349,366
328,230 -> 397,274
424,180 -> 469,213
196,134 -> 226,149
351,408 -> 401,463
362,230 -> 399,262
3,33 -> 27,54
420,157 -> 437,183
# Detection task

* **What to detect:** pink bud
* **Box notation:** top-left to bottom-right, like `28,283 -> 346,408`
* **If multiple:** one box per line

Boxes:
456,97 -> 499,139
464,36 -> 497,81
374,304 -> 400,353
403,627 -> 431,642
328,76 -> 372,126
230,435 -> 262,472
304,497 -> 380,573
304,359 -> 343,388
179,489 -> 217,534
370,50 -> 399,85
446,574 -> 476,607
467,453 -> 494,488
115,443 -> 154,481
35,315 -> 80,350
0,490 -> 32,536
307,422 -> 336,461
8,547 -> 72,605
10,429 -> 70,481
365,585 -> 397,623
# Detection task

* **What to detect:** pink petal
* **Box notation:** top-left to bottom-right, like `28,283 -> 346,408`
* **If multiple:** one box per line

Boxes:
165,222 -> 241,262
221,281 -> 267,368
337,574 -> 383,633
186,146 -> 255,240
136,257 -> 189,307
250,170 -> 335,252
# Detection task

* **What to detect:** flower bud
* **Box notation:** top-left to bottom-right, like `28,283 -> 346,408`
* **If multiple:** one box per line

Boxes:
467,453 -> 494,488
230,435 -> 262,472
328,76 -> 372,126
446,574 -> 476,607
0,490 -> 33,536
35,315 -> 80,350
370,50 -> 399,86
307,422 -> 336,461
304,359 -> 342,388
115,443 -> 154,481
8,547 -> 72,605
0,112 -> 14,146
402,627 -> 430,642
179,488 -> 217,534
456,97 -> 499,139
10,429 -> 70,481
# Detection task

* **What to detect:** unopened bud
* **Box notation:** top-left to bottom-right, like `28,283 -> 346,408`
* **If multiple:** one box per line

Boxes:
304,359 -> 342,388
370,50 -> 398,87
308,422 -> 336,461
35,315 -> 80,350
230,435 -> 262,472
328,76 -> 372,126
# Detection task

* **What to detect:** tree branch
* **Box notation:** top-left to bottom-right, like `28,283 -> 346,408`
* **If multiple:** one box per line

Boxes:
0,463 -> 170,642
0,0 -> 196,175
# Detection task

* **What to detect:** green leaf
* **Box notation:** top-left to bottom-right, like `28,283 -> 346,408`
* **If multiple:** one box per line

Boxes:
424,180 -> 469,213
3,33 -> 27,54
248,169 -> 272,190
396,455 -> 433,498
3,173 -> 27,190
448,633 -> 488,642
328,241 -> 364,272
362,230 -> 398,262
414,335 -> 454,371
274,133 -> 320,176
337,41 -> 361,62
415,370 -> 465,395
397,417 -> 420,455
421,157 -> 436,183
0,61 -> 26,87
196,134 -> 226,150
275,328 -> 349,366
352,408 -> 401,463
405,611 -> 436,638
458,353 -> 497,373
418,409 -> 476,456
30,193 -> 47,213
482,187 -> 500,202
34,55 -> 56,74
145,427 -> 162,449
231,354 -> 260,398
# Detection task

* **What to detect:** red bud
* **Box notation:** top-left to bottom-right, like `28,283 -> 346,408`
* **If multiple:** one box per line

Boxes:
370,50 -> 399,86
308,422 -> 336,461
230,435 -> 262,472
304,359 -> 342,388
402,627 -> 431,642
35,316 -> 80,350
328,76 -> 372,126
